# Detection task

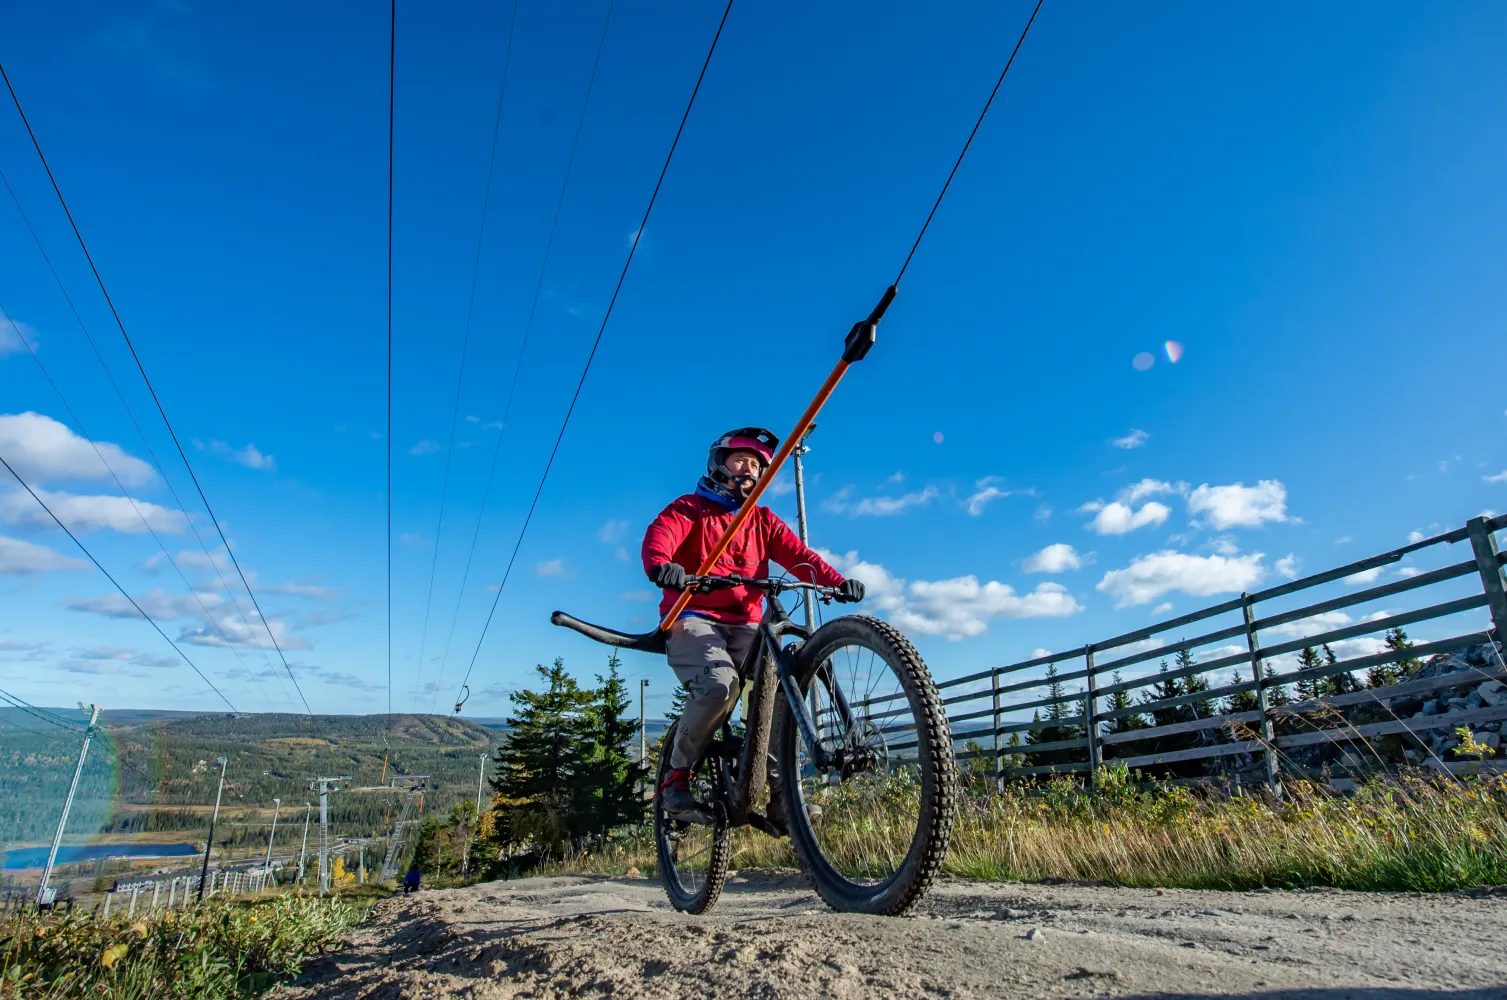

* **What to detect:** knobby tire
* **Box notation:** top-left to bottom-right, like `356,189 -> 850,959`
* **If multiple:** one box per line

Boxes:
654,720 -> 730,914
775,615 -> 956,915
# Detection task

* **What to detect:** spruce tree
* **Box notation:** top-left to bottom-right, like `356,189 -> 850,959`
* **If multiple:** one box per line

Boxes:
1177,647 -> 1213,720
1141,661 -> 1188,729
1371,627 -> 1419,689
1262,662 -> 1291,706
1104,672 -> 1147,735
489,658 -> 593,856
1321,644 -> 1360,696
580,653 -> 648,842
1223,672 -> 1259,714
1294,647 -> 1323,702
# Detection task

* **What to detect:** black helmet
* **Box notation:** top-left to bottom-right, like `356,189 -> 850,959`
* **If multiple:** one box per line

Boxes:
705,427 -> 779,500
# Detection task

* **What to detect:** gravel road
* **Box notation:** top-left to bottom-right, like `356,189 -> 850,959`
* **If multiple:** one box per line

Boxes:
276,872 -> 1507,999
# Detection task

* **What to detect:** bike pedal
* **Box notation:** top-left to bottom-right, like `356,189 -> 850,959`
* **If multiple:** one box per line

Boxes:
667,804 -> 716,826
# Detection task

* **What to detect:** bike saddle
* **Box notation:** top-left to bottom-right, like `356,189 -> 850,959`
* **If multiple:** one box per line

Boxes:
550,611 -> 668,654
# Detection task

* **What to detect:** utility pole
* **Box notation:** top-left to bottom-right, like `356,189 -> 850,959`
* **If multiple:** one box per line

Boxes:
307,777 -> 350,894
461,755 -> 486,878
297,802 -> 311,882
37,703 -> 100,906
792,426 -> 821,730
379,775 -> 428,882
263,798 -> 281,875
197,756 -> 229,902
639,679 -> 650,774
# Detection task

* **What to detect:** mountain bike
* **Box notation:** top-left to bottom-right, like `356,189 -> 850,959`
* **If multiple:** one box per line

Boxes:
551,573 -> 955,916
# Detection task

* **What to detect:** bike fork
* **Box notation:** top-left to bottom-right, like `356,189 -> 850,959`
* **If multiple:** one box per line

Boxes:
770,637 -> 839,772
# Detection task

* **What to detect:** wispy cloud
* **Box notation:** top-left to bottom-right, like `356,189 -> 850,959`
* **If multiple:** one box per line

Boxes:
855,486 -> 939,517
1187,480 -> 1288,530
1110,429 -> 1149,449
0,412 -> 154,487
0,536 -> 89,574
1,488 -> 185,534
964,478 -> 1012,517
408,439 -> 443,456
0,316 -> 37,356
535,558 -> 568,578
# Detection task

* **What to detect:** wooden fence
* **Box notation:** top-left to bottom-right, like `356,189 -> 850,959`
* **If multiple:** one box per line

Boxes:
873,513 -> 1507,791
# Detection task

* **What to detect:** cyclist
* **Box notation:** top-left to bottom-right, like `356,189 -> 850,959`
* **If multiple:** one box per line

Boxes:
642,426 -> 865,820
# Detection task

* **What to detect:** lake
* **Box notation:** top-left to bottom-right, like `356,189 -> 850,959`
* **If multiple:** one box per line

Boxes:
0,843 -> 200,870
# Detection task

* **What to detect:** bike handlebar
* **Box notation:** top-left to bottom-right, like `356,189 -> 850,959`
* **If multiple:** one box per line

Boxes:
686,573 -> 839,597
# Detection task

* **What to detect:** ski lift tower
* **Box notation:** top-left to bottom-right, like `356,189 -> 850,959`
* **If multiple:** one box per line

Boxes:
378,775 -> 429,883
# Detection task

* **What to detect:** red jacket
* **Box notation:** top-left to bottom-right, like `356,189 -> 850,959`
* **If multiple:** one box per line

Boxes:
641,494 -> 845,624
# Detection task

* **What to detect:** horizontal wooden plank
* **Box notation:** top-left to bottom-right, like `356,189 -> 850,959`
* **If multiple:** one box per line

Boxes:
934,646 -> 1089,693
1093,622 -> 1250,679
1274,705 -> 1507,750
1271,668 -> 1506,718
1258,632 -> 1493,699
1098,710 -> 1263,747
1254,595 -> 1489,666
998,761 -> 1092,777
1251,560 -> 1479,635
1115,739 -> 1266,769
1011,735 -> 1090,756
1096,648 -> 1252,698
1245,526 -> 1470,605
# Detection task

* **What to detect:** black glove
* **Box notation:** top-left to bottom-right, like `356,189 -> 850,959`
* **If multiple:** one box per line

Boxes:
835,578 -> 865,603
650,562 -> 689,591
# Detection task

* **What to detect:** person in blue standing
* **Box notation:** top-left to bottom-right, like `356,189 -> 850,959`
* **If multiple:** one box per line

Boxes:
402,863 -> 421,895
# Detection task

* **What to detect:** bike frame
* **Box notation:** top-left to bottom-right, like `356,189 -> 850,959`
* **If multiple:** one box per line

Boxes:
712,581 -> 857,827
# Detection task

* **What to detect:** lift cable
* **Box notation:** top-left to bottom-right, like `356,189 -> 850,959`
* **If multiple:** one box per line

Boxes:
451,0 -> 735,710
0,61 -> 312,715
411,0 -> 522,713
427,0 -> 618,715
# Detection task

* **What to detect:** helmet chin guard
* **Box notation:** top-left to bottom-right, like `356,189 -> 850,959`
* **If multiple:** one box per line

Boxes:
707,426 -> 779,498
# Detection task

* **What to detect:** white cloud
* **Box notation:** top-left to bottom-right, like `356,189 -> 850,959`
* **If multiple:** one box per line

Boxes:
854,485 -> 939,517
1397,567 -> 1421,579
1152,602 -> 1173,616
1266,611 -> 1353,640
620,590 -> 658,602
886,472 -> 905,484
179,611 -> 309,651
1111,429 -> 1149,450
72,645 -> 178,668
965,478 -> 1011,517
0,536 -> 88,573
1343,567 -> 1383,586
1033,504 -> 1052,522
1122,479 -> 1185,504
1022,543 -> 1083,574
409,439 -> 442,456
69,588 -> 224,620
820,549 -> 1082,641
1096,549 -> 1266,607
1407,530 -> 1426,543
535,558 -> 567,578
1484,471 -> 1507,485
229,444 -> 274,471
0,412 -> 154,487
265,580 -> 339,599
597,519 -> 629,545
1187,480 -> 1288,530
0,316 -> 37,356
1080,499 -> 1170,535
320,671 -> 380,691
821,486 -> 854,514
1275,553 -> 1300,579
1,488 -> 185,534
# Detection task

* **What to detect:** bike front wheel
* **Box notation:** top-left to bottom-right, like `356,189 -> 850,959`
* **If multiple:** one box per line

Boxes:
775,615 -> 955,915
653,720 -> 730,914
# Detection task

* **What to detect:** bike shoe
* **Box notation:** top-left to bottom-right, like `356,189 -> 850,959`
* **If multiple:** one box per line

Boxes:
661,783 -> 699,818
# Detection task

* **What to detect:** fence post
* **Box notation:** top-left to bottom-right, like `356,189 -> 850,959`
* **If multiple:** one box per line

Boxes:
128,886 -> 139,918
102,892 -> 112,918
1242,592 -> 1281,795
991,669 -> 1003,793
1083,645 -> 1102,789
1467,516 -> 1507,644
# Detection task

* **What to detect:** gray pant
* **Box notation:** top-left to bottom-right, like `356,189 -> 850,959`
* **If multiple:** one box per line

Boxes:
666,617 -> 759,769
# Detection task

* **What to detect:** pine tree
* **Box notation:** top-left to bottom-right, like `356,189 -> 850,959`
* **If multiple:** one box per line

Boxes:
1294,647 -> 1323,702
1141,661 -> 1188,729
1262,662 -> 1291,706
1177,647 -> 1213,720
579,653 -> 648,843
488,658 -> 593,856
1320,644 -> 1360,696
665,684 -> 689,726
1103,672 -> 1147,735
1371,627 -> 1419,689
1223,672 -> 1259,714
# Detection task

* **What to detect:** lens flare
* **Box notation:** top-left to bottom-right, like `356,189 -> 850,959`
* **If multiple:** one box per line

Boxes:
932,431 -> 944,444
1132,352 -> 1155,372
1164,340 -> 1184,363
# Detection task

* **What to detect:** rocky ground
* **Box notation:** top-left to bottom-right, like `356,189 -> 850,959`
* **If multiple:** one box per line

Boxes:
275,872 -> 1507,999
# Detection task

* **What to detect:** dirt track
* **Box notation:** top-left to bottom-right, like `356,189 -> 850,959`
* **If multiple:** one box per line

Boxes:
276,872 -> 1507,999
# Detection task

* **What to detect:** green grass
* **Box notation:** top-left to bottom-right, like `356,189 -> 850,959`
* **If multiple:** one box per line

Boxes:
0,891 -> 368,999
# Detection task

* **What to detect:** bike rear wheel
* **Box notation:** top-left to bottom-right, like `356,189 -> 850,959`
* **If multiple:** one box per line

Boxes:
775,615 -> 955,915
653,720 -> 730,914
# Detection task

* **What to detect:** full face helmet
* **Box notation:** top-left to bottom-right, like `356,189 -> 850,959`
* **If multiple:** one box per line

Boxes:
706,427 -> 779,500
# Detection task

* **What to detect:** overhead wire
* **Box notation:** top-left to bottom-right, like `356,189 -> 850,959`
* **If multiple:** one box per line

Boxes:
0,688 -> 157,784
0,453 -> 240,714
893,0 -> 1044,287
386,0 -> 396,734
428,0 -> 618,715
0,165 -> 298,711
412,0 -> 522,714
452,0 -> 734,710
0,60 -> 312,716
0,298 -> 282,714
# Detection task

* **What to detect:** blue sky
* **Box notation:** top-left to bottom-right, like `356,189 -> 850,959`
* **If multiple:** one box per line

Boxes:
1,0 -> 1504,719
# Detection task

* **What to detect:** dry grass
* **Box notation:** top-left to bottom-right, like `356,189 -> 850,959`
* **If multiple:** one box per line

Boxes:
548,767 -> 1507,892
